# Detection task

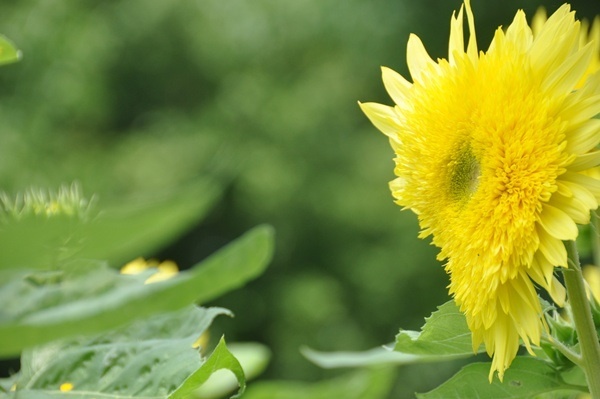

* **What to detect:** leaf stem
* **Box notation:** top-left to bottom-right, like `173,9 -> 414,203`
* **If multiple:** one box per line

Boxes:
541,334 -> 582,366
564,240 -> 600,398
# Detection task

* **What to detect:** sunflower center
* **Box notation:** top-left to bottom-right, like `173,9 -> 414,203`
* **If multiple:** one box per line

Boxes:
449,143 -> 480,201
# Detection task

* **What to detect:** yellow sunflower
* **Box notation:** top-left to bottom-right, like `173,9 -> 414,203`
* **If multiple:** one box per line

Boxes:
361,0 -> 600,381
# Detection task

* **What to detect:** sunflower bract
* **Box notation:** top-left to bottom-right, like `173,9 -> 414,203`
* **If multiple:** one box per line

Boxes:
361,0 -> 600,381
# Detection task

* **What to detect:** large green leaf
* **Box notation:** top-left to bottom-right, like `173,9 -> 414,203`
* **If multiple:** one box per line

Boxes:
0,225 -> 274,357
395,300 -> 475,357
9,306 -> 246,398
0,180 -> 221,270
242,368 -> 396,399
0,34 -> 21,65
417,357 -> 587,399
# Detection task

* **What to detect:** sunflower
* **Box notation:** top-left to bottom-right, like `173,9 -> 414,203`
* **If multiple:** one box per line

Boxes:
361,0 -> 600,381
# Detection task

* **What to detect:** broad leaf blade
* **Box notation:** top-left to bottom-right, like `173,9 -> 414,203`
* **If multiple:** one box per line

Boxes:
417,357 -> 587,399
11,307 -> 244,398
395,300 -> 475,357
0,225 -> 274,357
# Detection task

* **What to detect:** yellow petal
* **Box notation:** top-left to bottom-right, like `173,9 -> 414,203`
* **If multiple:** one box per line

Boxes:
406,34 -> 436,83
569,150 -> 600,172
549,192 -> 591,224
530,5 -> 578,78
543,42 -> 594,95
464,0 -> 478,63
448,6 -> 465,66
559,180 -> 598,210
565,119 -> 600,154
561,94 -> 600,128
537,226 -> 568,267
505,10 -> 532,54
381,66 -> 412,107
539,203 -> 579,240
358,102 -> 401,139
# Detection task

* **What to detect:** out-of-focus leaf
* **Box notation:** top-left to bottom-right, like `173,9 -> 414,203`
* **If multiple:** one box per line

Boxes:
171,337 -> 246,399
304,301 -> 476,370
395,301 -> 475,357
417,357 -> 587,399
0,35 -> 21,65
0,180 -> 221,270
302,345 -> 424,368
242,368 -> 396,399
194,342 -> 271,398
78,180 -> 222,265
10,306 -> 245,398
0,225 -> 274,357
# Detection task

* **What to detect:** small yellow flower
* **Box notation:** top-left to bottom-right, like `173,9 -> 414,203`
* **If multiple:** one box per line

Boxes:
121,257 -> 179,284
361,0 -> 600,381
59,382 -> 74,392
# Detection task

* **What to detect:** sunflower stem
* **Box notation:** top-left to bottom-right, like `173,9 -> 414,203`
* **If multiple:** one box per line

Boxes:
564,240 -> 600,398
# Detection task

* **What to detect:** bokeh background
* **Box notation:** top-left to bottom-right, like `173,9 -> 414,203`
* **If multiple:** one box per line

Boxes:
2,0 -> 600,397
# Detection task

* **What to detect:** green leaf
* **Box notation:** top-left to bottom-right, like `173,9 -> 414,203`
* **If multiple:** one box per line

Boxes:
302,345 -> 426,368
0,225 -> 274,357
0,35 -> 21,65
10,306 -> 246,398
78,180 -> 222,265
395,300 -> 475,358
194,342 -> 271,399
0,180 -> 221,271
170,337 -> 246,399
417,357 -> 587,399
242,368 -> 396,399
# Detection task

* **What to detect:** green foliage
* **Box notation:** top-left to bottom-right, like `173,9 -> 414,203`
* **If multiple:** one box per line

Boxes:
303,346 -> 425,369
242,368 -> 396,399
0,180 -> 222,270
6,306 -> 246,398
0,224 -> 274,357
195,343 -> 271,398
417,358 -> 586,399
394,301 -> 475,357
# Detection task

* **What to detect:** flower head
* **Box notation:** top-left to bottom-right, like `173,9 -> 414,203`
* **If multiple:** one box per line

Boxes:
361,0 -> 600,381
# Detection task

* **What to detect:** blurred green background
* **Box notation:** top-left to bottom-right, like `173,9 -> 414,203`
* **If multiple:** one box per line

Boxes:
1,0 -> 600,397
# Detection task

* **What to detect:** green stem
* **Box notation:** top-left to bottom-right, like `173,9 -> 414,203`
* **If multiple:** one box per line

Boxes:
542,335 -> 582,366
564,240 -> 600,398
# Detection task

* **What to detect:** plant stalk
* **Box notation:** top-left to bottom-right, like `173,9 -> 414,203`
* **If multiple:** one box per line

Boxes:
564,240 -> 600,398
